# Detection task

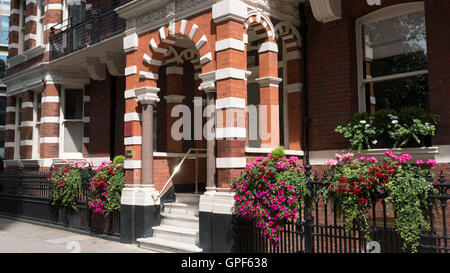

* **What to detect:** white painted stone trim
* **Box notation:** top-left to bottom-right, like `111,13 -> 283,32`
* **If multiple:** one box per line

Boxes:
21,102 -> 34,108
42,96 -> 59,103
286,82 -> 303,93
258,41 -> 278,53
45,3 -> 63,11
6,107 -> 16,112
188,24 -> 198,40
124,160 -> 142,169
20,140 -> 33,146
216,157 -> 246,168
286,50 -> 302,60
24,34 -> 38,41
215,38 -> 245,52
120,185 -> 160,206
216,127 -> 246,139
40,137 -> 59,144
166,66 -> 183,75
143,53 -> 162,66
9,26 -> 20,32
139,71 -> 159,80
25,16 -> 38,23
20,121 -> 34,127
212,0 -> 247,23
82,116 -> 90,123
124,89 -> 136,99
199,189 -> 235,215
123,32 -> 138,53
124,112 -> 141,122
5,142 -> 15,147
124,136 -> 142,145
82,137 -> 90,144
125,66 -> 137,76
200,52 -> 212,64
195,35 -> 208,51
215,67 -> 248,81
179,20 -> 187,35
149,38 -> 168,54
245,147 -> 304,156
216,97 -> 246,109
5,125 -> 16,130
41,116 -> 59,123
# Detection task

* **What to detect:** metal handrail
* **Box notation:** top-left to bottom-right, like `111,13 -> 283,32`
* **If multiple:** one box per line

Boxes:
159,148 -> 207,197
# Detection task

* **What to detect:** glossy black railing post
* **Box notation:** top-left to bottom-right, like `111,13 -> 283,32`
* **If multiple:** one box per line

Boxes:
303,164 -> 314,253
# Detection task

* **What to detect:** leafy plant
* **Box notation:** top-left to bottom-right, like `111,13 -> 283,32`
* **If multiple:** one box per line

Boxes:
88,161 -> 125,215
336,108 -> 439,151
113,155 -> 125,166
232,148 -> 308,246
49,161 -> 92,211
335,112 -> 377,152
322,151 -> 436,252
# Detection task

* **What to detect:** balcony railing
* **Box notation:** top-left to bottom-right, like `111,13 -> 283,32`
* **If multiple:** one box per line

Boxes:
49,1 -> 131,61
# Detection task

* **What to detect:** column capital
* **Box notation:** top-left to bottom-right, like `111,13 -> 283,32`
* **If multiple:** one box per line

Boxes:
135,86 -> 160,105
198,71 -> 216,93
255,76 -> 282,88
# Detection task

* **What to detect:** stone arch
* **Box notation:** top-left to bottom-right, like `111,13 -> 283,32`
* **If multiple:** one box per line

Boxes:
244,10 -> 276,42
274,22 -> 302,51
144,19 -> 213,68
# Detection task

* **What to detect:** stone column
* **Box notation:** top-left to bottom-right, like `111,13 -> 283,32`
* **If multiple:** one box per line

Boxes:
135,87 -> 160,186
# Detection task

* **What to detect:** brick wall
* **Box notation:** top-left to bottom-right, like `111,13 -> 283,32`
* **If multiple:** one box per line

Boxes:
306,0 -> 450,151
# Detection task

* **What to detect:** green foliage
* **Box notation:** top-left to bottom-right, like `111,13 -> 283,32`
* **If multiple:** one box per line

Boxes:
323,151 -> 435,252
386,166 -> 434,252
335,112 -> 377,152
113,155 -> 125,166
270,146 -> 286,159
336,108 -> 439,151
49,163 -> 91,211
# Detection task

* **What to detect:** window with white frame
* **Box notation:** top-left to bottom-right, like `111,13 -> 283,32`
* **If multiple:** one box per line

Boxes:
14,97 -> 22,159
37,0 -> 44,46
356,2 -> 428,113
32,91 -> 41,159
60,88 -> 84,158
18,0 -> 25,53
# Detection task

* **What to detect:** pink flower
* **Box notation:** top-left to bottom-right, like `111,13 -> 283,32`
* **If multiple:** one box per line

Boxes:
426,159 -> 437,166
367,157 -> 378,163
416,160 -> 423,165
325,160 -> 338,166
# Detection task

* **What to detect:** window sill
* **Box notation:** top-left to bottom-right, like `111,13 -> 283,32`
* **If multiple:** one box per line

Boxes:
3,159 -> 41,168
7,44 -> 45,68
245,147 -> 304,157
359,146 -> 439,160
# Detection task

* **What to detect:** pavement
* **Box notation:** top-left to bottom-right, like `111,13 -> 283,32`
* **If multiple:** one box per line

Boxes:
0,216 -> 155,253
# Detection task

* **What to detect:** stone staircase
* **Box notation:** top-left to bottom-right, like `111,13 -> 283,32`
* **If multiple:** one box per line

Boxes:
137,193 -> 203,253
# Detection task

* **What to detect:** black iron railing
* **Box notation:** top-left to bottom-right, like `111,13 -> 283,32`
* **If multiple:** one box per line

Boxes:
49,2 -> 130,61
233,169 -> 449,253
0,168 -> 120,238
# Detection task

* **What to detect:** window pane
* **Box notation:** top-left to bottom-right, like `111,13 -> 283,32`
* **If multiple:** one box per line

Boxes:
36,93 -> 42,122
362,10 -> 427,78
64,122 -> 83,153
368,74 -> 428,112
64,89 -> 83,119
0,16 -> 9,45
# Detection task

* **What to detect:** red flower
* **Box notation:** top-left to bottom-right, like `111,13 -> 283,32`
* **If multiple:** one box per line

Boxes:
353,188 -> 361,195
59,183 -> 65,187
357,197 -> 367,204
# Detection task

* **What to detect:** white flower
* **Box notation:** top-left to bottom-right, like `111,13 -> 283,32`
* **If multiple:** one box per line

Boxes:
365,124 -> 370,128
360,120 -> 367,124
392,120 -> 398,124
372,140 -> 378,144
392,115 -> 398,119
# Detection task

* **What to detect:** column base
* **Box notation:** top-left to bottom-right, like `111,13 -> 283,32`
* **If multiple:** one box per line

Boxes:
199,188 -> 236,253
120,185 -> 161,244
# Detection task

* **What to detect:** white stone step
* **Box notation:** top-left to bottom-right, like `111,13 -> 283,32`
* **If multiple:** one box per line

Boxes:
175,193 -> 201,204
163,202 -> 199,216
160,212 -> 199,229
152,225 -> 199,245
137,237 -> 203,253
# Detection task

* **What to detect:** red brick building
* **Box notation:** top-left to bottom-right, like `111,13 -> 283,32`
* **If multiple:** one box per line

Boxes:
2,0 -> 449,252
